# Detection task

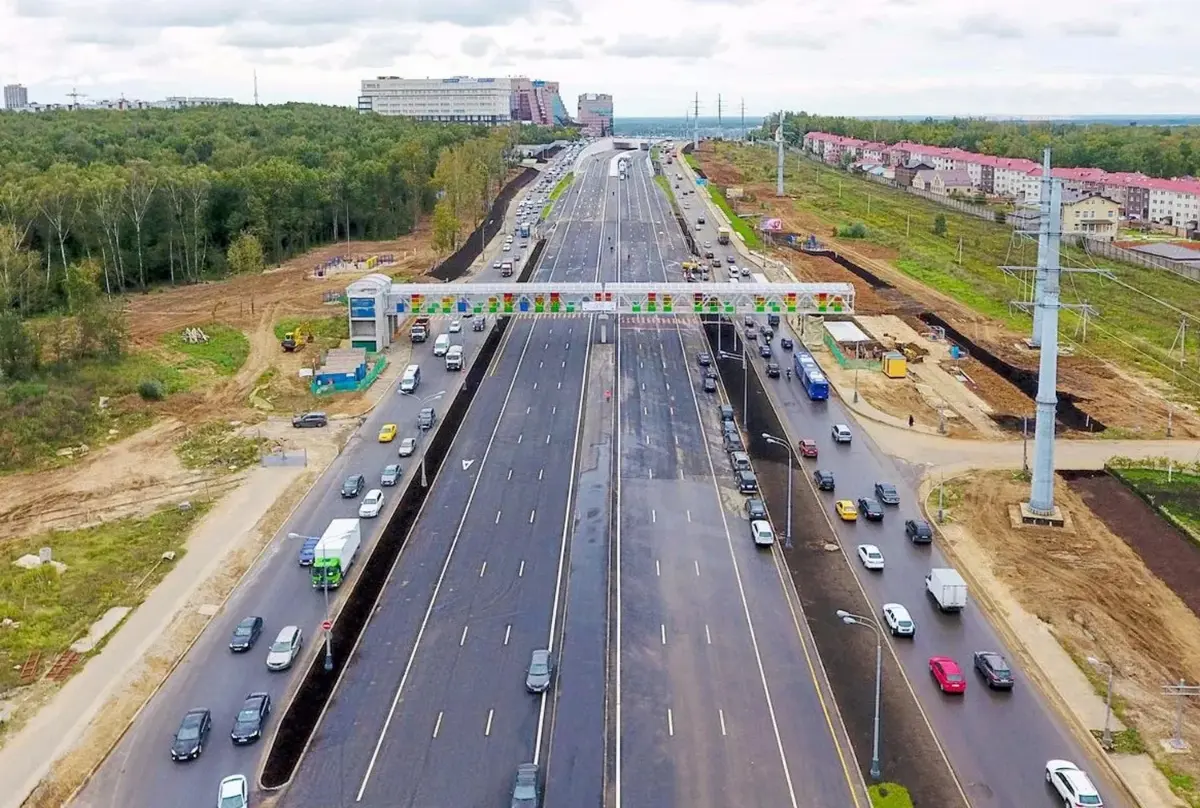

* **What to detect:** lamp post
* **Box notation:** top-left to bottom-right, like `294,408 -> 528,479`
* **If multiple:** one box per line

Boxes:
836,610 -> 883,779
762,432 -> 793,549
1087,656 -> 1115,749
288,532 -> 333,672
718,348 -> 747,425
418,390 -> 446,488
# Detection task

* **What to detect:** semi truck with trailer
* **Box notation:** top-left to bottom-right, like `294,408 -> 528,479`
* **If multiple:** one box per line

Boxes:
311,518 -> 362,589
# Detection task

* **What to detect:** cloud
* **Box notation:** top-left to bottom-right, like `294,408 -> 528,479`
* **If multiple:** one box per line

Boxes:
749,30 -> 827,50
338,33 -> 422,69
63,24 -> 148,47
461,33 -> 496,57
508,45 -> 587,60
1059,19 -> 1121,37
607,31 -> 722,59
953,13 -> 1026,39
221,24 -> 349,49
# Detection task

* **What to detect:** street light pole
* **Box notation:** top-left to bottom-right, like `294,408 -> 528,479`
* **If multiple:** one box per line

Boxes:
762,433 -> 793,549
1088,656 -> 1115,749
418,390 -> 446,489
836,610 -> 883,779
288,531 -> 333,672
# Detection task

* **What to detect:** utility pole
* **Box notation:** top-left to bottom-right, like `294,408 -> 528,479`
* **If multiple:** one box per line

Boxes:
1031,151 -> 1054,346
775,110 -> 785,197
253,70 -> 259,106
693,92 -> 700,150
740,97 -> 746,142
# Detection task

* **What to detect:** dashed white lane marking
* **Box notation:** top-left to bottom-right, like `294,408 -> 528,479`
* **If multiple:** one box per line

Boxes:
460,625 -> 469,646
495,510 -> 502,524
504,624 -> 512,645
686,510 -> 692,522
655,559 -> 660,577
694,560 -> 701,576
705,624 -> 712,644
651,509 -> 656,523
484,708 -> 494,737
518,434 -> 523,444
718,709 -> 727,736
507,468 -> 513,480
479,562 -> 487,578
546,434 -> 551,444
433,711 -> 443,738
529,509 -> 537,523
538,468 -> 544,480
660,624 -> 666,645
518,560 -> 526,577
667,708 -> 675,737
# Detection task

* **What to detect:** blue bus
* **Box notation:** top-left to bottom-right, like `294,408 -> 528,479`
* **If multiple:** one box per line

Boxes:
518,222 -> 531,238
793,351 -> 830,400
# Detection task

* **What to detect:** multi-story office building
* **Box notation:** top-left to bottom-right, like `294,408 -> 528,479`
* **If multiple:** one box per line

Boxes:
577,93 -> 613,136
4,84 -> 29,110
358,76 -> 568,126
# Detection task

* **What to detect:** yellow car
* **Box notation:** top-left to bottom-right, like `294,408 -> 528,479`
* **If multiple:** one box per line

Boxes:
835,500 -> 858,522
378,424 -> 397,443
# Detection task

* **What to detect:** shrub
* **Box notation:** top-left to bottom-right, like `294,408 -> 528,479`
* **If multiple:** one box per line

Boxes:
138,379 -> 165,400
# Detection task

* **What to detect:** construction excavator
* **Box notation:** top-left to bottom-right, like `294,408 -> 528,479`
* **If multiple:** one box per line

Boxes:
281,326 -> 313,352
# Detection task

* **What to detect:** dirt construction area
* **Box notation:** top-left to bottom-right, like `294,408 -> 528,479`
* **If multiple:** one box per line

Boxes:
695,143 -> 1200,440
938,470 -> 1200,802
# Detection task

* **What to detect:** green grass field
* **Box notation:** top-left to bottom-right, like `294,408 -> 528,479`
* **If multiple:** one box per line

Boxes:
549,172 -> 573,201
707,142 -> 1200,405
0,501 -> 211,695
162,323 -> 250,376
273,315 -> 349,344
175,421 -> 266,471
868,783 -> 913,808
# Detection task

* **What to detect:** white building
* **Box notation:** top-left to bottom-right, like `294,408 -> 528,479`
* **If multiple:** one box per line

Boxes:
3,84 -> 28,110
358,76 -> 514,124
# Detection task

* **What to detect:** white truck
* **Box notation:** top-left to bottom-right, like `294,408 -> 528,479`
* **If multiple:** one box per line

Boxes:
445,344 -> 463,371
311,518 -> 362,589
925,567 -> 968,612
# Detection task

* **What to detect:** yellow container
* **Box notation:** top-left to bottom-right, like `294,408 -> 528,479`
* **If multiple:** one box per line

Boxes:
882,352 -> 907,379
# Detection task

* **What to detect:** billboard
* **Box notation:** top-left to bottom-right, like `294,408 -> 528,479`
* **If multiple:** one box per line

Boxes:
349,297 -> 376,318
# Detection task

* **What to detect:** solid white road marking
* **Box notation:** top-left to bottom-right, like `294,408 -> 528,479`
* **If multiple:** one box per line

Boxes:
433,711 -> 443,738
460,625 -> 469,646
485,709 -> 494,736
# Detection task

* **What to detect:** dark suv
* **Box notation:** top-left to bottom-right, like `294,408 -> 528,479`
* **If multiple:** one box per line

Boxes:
874,482 -> 900,505
418,407 -> 437,431
340,474 -> 365,498
745,498 -> 768,520
291,411 -> 327,428
905,518 -> 934,544
812,469 -> 835,491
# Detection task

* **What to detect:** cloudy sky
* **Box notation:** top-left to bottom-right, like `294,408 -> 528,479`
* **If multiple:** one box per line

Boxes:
3,0 -> 1198,118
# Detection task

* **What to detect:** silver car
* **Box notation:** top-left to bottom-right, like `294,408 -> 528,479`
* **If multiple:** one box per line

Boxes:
265,626 -> 303,671
525,650 -> 553,693
397,437 -> 416,457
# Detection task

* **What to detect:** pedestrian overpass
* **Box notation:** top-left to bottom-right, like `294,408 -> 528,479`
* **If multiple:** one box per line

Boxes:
346,275 -> 854,351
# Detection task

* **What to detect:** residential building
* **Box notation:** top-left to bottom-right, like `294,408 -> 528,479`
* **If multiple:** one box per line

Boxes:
577,93 -> 613,136
1148,177 -> 1200,228
3,84 -> 28,110
357,75 -> 567,126
895,159 -> 934,188
512,78 -> 568,126
913,169 -> 975,196
1061,190 -> 1121,241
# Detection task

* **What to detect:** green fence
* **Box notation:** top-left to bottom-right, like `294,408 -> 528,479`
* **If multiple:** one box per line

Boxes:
311,355 -> 388,396
823,332 -> 881,370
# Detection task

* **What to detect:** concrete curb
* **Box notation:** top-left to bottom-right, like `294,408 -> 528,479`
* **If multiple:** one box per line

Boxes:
915,471 -> 1148,808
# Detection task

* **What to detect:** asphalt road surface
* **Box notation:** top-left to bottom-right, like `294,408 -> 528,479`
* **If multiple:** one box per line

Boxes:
276,152 -> 614,808
69,151 -> 579,808
674,148 -> 1131,808
614,153 -> 867,808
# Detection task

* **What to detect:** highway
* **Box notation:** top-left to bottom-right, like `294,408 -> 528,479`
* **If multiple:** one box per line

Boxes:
673,147 -> 1132,808
69,149 -> 580,808
275,150 -> 614,808
615,152 -> 866,808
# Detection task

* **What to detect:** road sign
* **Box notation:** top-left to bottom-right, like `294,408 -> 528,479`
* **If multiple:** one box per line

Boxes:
321,620 -> 332,632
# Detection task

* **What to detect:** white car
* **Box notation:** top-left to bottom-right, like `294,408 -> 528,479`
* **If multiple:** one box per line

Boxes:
398,437 -> 417,457
831,424 -> 853,443
449,319 -> 462,333
857,544 -> 885,570
1045,760 -> 1103,807
265,626 -> 303,670
750,519 -> 775,546
218,774 -> 248,808
359,489 -> 384,518
881,603 -> 915,637
502,243 -> 512,252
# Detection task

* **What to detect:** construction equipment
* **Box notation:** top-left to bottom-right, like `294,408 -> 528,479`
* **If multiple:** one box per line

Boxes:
281,326 -> 311,352
899,342 -> 927,364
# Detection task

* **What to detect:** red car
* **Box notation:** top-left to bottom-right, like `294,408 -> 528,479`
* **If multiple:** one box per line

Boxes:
930,656 -> 967,694
798,439 -> 818,458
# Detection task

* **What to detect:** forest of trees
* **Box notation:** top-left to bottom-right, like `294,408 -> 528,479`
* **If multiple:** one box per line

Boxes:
0,104 -> 535,316
751,113 -> 1200,180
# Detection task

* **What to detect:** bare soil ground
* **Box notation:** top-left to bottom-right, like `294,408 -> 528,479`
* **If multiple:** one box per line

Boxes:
697,143 -> 1200,439
948,471 -> 1200,791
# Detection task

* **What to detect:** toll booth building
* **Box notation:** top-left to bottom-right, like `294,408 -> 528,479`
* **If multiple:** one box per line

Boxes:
347,274 -> 399,352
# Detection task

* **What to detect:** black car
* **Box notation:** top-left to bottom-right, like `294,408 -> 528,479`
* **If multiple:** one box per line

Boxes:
760,327 -> 774,342
228,616 -> 264,652
735,469 -> 759,494
704,250 -> 715,259
702,373 -> 718,393
723,431 -> 744,452
874,482 -> 900,505
340,474 -> 365,498
745,498 -> 768,520
780,337 -> 794,351
812,469 -> 835,491
857,497 -> 884,521
973,651 -> 1015,689
697,352 -> 712,367
230,692 -> 272,745
765,362 -> 780,378
473,316 -> 487,332
418,407 -> 437,430
758,344 -> 772,359
718,404 -> 735,424
905,518 -> 934,543
291,411 -> 327,428
170,708 -> 211,761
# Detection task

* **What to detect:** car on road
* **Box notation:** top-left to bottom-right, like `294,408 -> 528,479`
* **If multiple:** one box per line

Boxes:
813,469 -> 835,491
729,451 -> 751,472
759,325 -> 773,340
750,519 -> 775,546
704,250 -> 714,259
735,469 -> 759,494
710,257 -> 721,268
291,411 -> 327,429
874,481 -> 900,504
780,337 -> 793,350
857,544 -> 885,570
170,708 -> 211,761
473,316 -> 486,332
418,407 -> 437,430
718,404 -> 735,424
378,423 -> 397,442
381,464 -> 401,486
493,260 -> 502,270
218,774 -> 249,808
266,625 -> 303,671
449,319 -> 462,333
856,497 -> 884,521
744,316 -> 755,327
230,692 -> 271,745
831,424 -> 853,443
1045,759 -> 1103,807
740,266 -> 751,277
797,439 -> 818,458
525,649 -> 554,693
340,474 -> 365,498
930,656 -> 967,694
502,243 -> 511,251
744,327 -> 757,341
758,343 -> 772,358
723,431 -> 744,452
765,361 -> 780,378
298,536 -> 319,566
511,763 -> 541,808
882,603 -> 915,636
228,616 -> 263,652
905,518 -> 934,544
703,241 -> 711,248
358,489 -> 385,518
835,499 -> 858,521
745,498 -> 767,520
702,373 -> 717,393
973,651 -> 1015,689
697,352 -> 712,367
726,255 -> 736,264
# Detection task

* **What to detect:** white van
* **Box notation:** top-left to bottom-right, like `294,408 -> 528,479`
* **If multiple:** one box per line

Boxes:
399,364 -> 420,394
445,345 -> 464,371
433,334 -> 451,357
